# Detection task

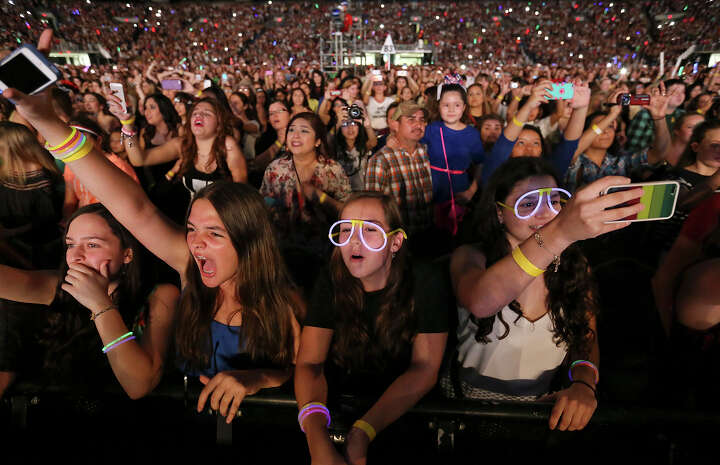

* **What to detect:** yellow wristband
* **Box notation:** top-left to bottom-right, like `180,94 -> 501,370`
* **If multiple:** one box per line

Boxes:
120,117 -> 135,126
512,116 -> 524,128
591,124 -> 602,135
697,109 -> 704,115
514,95 -> 522,102
275,140 -> 283,149
61,140 -> 94,163
318,192 -> 328,204
353,419 -> 377,442
46,128 -> 77,151
512,246 -> 545,277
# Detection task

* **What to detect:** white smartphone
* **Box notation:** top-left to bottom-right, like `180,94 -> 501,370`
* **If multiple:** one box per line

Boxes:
203,79 -> 212,89
397,70 -> 408,77
0,44 -> 60,95
108,82 -> 127,114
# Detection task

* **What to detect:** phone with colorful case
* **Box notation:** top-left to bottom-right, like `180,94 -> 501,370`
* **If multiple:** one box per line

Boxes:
547,82 -> 574,100
603,181 -> 679,223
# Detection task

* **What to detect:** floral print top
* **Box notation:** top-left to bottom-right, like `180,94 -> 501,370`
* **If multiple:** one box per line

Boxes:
260,156 -> 351,226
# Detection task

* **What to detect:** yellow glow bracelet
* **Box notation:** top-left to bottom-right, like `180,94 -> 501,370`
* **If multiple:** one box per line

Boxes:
46,127 -> 77,151
353,419 -> 377,442
61,140 -> 94,163
512,246 -> 545,277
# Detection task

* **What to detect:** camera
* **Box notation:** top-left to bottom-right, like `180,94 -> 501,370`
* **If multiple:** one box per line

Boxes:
346,104 -> 363,120
617,93 -> 650,106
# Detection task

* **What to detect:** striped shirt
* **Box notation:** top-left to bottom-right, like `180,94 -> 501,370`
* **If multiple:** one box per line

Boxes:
364,143 -> 434,235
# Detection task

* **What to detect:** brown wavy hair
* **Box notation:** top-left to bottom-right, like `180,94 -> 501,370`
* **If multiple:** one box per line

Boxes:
328,191 -> 415,371
466,157 -> 597,356
176,98 -> 234,181
175,181 -> 297,370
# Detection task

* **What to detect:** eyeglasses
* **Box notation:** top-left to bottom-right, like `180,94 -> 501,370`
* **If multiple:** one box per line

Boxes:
328,220 -> 407,252
496,187 -> 572,219
268,109 -> 288,116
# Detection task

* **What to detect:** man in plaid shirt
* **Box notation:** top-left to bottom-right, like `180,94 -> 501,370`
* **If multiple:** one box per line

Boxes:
365,102 -> 434,237
625,79 -> 686,154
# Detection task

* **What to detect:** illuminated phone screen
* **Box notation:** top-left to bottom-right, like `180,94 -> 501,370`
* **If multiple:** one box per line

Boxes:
606,183 -> 678,221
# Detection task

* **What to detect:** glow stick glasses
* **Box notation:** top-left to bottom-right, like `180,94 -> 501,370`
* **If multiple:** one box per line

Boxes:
497,187 -> 572,219
328,220 -> 407,252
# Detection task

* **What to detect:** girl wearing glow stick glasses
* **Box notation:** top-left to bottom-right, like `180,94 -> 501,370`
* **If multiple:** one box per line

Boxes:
447,157 -> 644,431
295,192 -> 449,464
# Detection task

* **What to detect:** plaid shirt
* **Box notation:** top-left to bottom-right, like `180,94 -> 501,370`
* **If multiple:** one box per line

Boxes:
365,143 -> 434,234
625,108 -> 685,154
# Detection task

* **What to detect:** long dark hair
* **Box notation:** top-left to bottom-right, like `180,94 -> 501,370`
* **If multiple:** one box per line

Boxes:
334,121 -> 369,168
40,204 -> 147,380
328,192 -> 415,371
468,157 -> 597,356
177,98 -> 233,181
677,119 -> 720,169
310,69 -> 326,100
287,88 -> 309,110
175,181 -> 297,370
285,112 -> 331,161
142,93 -> 181,148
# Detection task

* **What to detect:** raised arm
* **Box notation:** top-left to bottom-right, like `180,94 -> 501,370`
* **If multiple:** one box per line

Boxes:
645,83 -> 675,164
5,88 -> 190,276
452,177 -> 644,319
107,94 -> 182,167
574,93 -> 623,161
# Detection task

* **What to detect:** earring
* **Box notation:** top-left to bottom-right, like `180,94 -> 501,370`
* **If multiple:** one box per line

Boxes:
392,252 -> 397,259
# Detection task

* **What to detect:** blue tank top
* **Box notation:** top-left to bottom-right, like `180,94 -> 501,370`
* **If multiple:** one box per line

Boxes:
180,320 -> 249,377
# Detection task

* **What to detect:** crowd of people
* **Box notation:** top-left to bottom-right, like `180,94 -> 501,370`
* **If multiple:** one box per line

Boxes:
1,0 -> 720,460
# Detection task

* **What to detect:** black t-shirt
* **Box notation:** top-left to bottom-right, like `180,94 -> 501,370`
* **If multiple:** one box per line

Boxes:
305,260 -> 449,397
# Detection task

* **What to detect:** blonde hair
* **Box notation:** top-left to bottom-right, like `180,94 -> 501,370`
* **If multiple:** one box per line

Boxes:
0,121 -> 59,183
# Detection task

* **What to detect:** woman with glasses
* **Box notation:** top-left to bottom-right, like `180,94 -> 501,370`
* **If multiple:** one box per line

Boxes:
446,157 -> 644,431
295,191 -> 448,464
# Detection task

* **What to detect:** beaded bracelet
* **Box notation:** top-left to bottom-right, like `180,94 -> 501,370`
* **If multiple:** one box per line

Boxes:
512,116 -> 524,128
511,246 -> 544,277
591,123 -> 603,135
568,359 -> 599,385
353,419 -> 377,442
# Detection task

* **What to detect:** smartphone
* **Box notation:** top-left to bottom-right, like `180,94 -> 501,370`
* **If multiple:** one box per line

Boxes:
108,82 -> 127,114
603,181 -> 679,223
617,93 -> 650,106
372,69 -> 382,76
221,73 -> 228,83
547,82 -> 574,100
397,70 -> 408,77
510,81 -> 519,89
372,74 -> 383,83
265,70 -> 274,76
161,79 -> 183,91
0,44 -> 60,95
203,79 -> 212,89
330,90 -> 342,97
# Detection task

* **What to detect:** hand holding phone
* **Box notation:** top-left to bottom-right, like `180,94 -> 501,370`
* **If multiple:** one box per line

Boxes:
0,44 -> 60,95
161,79 -> 183,91
603,181 -> 679,223
547,83 -> 574,100
108,82 -> 127,115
